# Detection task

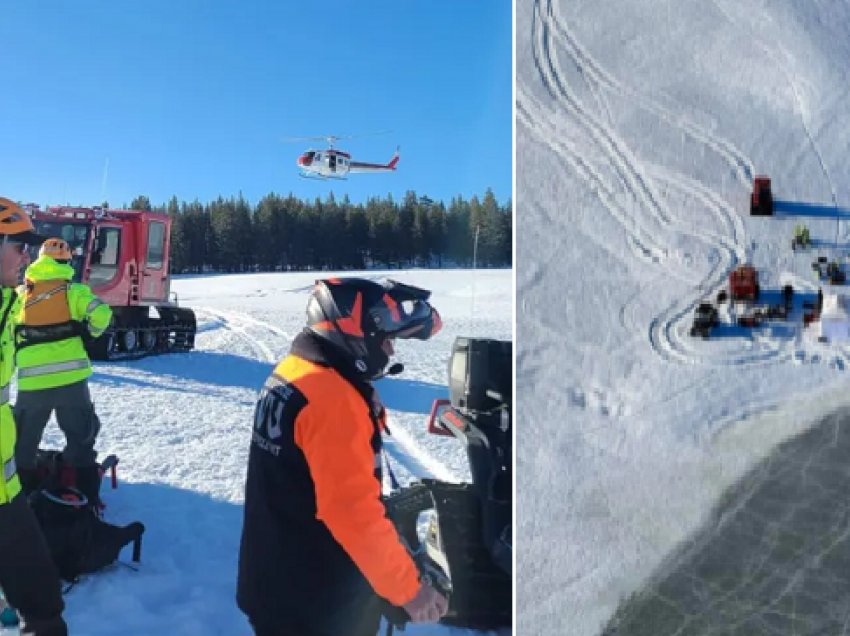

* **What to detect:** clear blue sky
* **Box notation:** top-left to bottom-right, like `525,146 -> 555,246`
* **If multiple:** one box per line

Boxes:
1,1 -> 512,210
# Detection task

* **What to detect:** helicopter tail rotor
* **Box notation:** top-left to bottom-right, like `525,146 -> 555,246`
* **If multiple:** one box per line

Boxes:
389,146 -> 400,169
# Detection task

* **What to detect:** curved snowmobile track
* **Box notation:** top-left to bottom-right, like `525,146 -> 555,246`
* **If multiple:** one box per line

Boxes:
524,0 -> 782,370
531,1 -> 673,231
523,0 -> 834,370
517,97 -> 672,270
547,0 -> 755,188
644,175 -> 800,370
195,308 -> 280,364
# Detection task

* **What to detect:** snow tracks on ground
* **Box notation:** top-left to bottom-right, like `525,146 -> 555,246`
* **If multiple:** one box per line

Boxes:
517,0 -> 812,369
194,307 -> 458,486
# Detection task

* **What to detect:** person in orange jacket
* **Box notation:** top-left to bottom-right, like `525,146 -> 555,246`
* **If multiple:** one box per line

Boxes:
236,277 -> 447,636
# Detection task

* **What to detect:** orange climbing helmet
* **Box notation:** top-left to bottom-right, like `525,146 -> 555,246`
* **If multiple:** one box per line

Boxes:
39,238 -> 72,261
0,198 -> 46,245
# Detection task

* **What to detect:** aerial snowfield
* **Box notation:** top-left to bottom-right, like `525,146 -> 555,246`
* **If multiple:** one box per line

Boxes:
23,268 -> 512,636
518,0 -> 850,634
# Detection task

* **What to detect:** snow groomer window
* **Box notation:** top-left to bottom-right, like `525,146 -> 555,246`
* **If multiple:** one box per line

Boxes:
89,227 -> 121,286
147,221 -> 165,270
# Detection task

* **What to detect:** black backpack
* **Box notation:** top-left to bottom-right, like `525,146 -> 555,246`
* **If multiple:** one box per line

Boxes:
28,451 -> 145,584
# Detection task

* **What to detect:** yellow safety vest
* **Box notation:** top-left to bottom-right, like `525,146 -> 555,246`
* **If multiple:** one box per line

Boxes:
0,288 -> 22,504
15,256 -> 112,392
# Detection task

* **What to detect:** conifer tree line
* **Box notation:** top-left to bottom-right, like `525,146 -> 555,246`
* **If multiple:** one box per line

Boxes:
122,189 -> 512,274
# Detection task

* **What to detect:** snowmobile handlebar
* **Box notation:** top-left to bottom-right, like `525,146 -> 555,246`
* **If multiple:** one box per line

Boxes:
380,560 -> 452,631
380,483 -> 453,632
380,601 -> 411,630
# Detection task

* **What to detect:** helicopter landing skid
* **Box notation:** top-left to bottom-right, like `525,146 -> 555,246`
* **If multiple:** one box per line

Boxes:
298,170 -> 348,181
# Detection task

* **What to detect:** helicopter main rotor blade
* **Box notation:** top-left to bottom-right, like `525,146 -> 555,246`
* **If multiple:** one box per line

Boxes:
281,136 -> 336,143
281,131 -> 392,144
334,130 -> 393,141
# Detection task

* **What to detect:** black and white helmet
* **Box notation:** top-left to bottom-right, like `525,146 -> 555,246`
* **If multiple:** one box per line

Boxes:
306,277 -> 443,379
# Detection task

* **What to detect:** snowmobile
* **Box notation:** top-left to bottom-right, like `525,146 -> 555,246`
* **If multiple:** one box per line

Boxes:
689,303 -> 719,338
381,336 -> 512,633
827,260 -> 846,285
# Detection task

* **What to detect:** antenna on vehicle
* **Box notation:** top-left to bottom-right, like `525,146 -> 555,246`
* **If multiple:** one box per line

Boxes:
471,224 -> 480,335
100,157 -> 110,206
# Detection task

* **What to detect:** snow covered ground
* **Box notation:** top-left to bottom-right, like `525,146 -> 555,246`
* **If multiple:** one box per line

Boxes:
20,268 -> 512,636
518,0 -> 850,634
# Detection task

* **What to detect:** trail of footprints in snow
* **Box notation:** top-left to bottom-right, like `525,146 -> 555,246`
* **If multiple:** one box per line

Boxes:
568,386 -> 627,418
793,350 -> 850,371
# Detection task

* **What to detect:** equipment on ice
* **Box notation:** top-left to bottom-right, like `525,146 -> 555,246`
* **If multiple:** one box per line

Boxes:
812,258 -> 846,285
23,204 -> 196,361
690,303 -> 719,338
381,337 -> 512,633
750,175 -> 773,216
728,265 -> 760,303
827,261 -> 846,285
792,225 -> 811,251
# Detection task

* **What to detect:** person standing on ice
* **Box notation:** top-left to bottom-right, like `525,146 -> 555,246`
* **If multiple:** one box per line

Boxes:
0,198 -> 68,636
237,277 -> 449,636
12,237 -> 112,507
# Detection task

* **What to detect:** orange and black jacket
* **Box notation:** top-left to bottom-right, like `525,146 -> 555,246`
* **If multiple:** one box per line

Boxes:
236,330 -> 420,633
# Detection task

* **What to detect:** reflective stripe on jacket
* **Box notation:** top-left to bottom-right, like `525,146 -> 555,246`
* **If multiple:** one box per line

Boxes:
15,256 -> 112,391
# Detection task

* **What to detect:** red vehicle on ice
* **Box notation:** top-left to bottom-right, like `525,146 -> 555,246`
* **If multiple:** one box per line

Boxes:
729,264 -> 760,302
751,176 -> 773,216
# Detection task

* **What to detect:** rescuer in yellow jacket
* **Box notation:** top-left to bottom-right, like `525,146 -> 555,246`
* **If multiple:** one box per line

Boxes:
0,198 -> 68,636
13,237 -> 113,508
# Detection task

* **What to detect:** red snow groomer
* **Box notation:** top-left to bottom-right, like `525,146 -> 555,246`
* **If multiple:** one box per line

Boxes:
750,175 -> 773,216
729,265 -> 760,302
23,204 -> 196,361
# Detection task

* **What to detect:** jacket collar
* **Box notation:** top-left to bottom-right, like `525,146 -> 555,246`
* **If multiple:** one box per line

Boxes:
25,256 -> 74,283
290,329 -> 386,424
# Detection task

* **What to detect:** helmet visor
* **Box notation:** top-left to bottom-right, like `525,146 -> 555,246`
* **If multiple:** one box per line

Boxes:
370,297 -> 442,340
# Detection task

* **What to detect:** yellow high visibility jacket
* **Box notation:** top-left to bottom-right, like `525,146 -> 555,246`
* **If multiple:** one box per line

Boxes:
0,287 -> 22,504
14,256 -> 112,392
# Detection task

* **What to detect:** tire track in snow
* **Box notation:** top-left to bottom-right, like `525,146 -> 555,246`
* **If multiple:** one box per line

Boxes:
541,0 -> 751,267
195,309 -> 461,485
517,96 -> 676,273
213,310 -> 295,346
548,0 -> 754,188
649,174 -> 801,368
527,1 -> 802,371
551,4 -> 613,126
533,0 -> 673,229
529,1 -> 754,368
195,308 -> 278,364
648,166 -> 746,250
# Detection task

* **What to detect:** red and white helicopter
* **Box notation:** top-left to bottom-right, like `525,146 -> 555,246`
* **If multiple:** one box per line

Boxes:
283,133 -> 400,181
